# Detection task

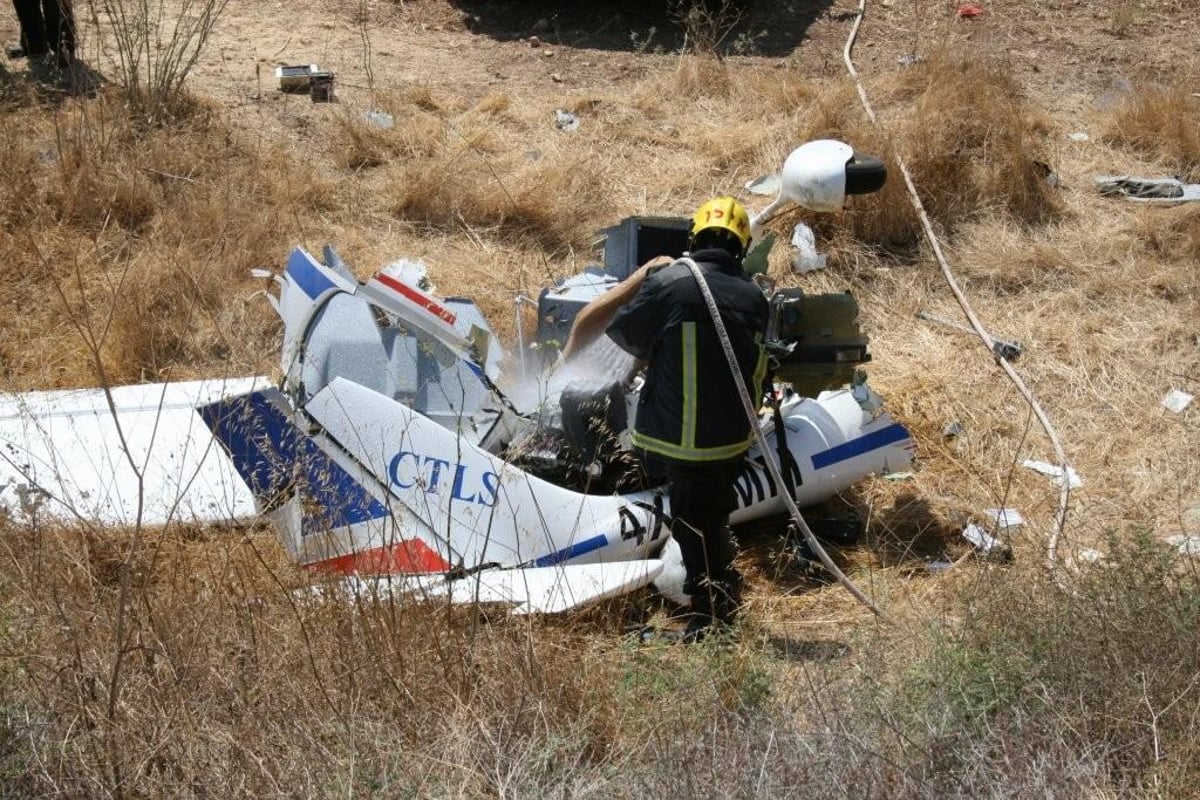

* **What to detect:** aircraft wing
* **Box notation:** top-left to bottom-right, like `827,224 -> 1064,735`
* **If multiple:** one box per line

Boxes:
339,559 -> 665,614
0,377 -> 266,526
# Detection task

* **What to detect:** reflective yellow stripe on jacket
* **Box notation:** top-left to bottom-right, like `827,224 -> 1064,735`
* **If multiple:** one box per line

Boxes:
630,323 -> 763,463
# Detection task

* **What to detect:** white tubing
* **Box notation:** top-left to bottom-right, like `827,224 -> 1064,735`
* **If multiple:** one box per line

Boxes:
842,0 -> 1072,584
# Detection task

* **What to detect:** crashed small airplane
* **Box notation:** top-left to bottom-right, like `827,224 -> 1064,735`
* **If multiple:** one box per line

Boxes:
0,141 -> 914,613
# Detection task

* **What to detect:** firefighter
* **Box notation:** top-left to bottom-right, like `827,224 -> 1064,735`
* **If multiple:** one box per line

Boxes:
604,197 -> 770,640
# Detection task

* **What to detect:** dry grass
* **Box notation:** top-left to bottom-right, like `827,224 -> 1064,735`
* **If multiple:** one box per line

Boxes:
2,0 -> 1200,796
1104,84 -> 1200,181
0,92 -> 336,388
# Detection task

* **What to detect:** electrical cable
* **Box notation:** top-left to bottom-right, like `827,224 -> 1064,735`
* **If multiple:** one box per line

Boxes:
677,257 -> 887,617
842,0 -> 1072,583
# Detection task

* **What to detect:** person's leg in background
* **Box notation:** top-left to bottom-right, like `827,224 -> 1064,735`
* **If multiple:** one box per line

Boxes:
41,0 -> 74,64
11,0 -> 49,58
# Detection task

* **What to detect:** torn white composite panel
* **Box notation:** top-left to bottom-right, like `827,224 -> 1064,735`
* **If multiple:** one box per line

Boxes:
0,378 -> 264,526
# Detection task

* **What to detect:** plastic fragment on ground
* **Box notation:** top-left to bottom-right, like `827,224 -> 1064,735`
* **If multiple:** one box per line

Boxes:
943,421 -> 965,438
1067,131 -> 1090,142
962,523 -> 1010,558
1165,535 -> 1200,558
791,223 -> 827,273
1021,459 -> 1083,488
364,109 -> 394,129
985,508 -> 1024,529
956,3 -> 984,17
883,471 -> 914,482
554,109 -> 579,132
1095,175 -> 1200,203
1076,548 -> 1104,564
1162,389 -> 1194,413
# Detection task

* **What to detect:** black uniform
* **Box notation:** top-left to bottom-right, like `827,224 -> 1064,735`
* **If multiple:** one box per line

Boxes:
12,0 -> 74,61
607,247 -> 769,627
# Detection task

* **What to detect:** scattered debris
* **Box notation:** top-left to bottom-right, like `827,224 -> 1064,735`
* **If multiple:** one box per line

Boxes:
745,172 -> 781,196
310,71 -> 335,103
276,64 -> 319,93
926,560 -> 954,574
1076,548 -> 1104,564
1162,389 -> 1194,413
985,507 -> 1024,529
363,109 -> 394,129
943,421 -> 965,439
1096,175 -> 1200,203
1164,534 -> 1200,558
897,54 -> 923,67
917,311 -> 1024,361
553,109 -> 578,131
790,223 -> 827,273
1067,131 -> 1090,142
956,3 -> 985,18
884,470 -> 914,482
962,523 -> 1013,560
1021,459 -> 1083,488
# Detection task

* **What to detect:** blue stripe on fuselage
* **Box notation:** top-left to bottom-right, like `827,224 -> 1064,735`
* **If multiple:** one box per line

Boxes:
533,534 -> 609,567
286,248 -> 338,300
810,423 -> 911,470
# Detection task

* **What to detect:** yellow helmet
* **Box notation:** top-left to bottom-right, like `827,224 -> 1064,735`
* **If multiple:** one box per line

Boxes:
690,196 -> 752,255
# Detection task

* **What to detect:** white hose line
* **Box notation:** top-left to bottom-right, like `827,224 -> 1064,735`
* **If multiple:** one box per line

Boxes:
842,0 -> 1072,583
678,258 -> 886,618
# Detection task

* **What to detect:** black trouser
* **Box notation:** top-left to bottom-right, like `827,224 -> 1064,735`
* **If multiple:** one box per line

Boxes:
653,456 -> 744,623
12,0 -> 74,57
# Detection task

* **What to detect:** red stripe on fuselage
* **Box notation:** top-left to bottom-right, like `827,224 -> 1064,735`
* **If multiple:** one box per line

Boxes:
307,540 -> 452,575
374,273 -> 457,326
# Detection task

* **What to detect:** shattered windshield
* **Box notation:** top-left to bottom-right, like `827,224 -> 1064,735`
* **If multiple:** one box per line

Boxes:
300,293 -> 493,430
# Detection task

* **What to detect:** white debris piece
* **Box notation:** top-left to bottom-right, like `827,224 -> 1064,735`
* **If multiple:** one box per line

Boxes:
745,172 -> 781,196
1076,548 -> 1104,563
791,222 -> 827,273
1164,535 -> 1200,558
1021,459 -> 1083,489
985,507 -> 1024,529
962,523 -> 1008,556
364,109 -> 394,129
1067,131 -> 1090,142
553,109 -> 579,132
1162,389 -> 1194,413
1096,175 -> 1200,204
379,258 -> 432,292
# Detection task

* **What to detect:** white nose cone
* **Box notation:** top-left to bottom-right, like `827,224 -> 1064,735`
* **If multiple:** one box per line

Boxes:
780,139 -> 853,213
652,536 -> 691,607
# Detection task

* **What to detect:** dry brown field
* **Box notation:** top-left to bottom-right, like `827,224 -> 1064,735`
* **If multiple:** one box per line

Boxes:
1,1 -> 1198,796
